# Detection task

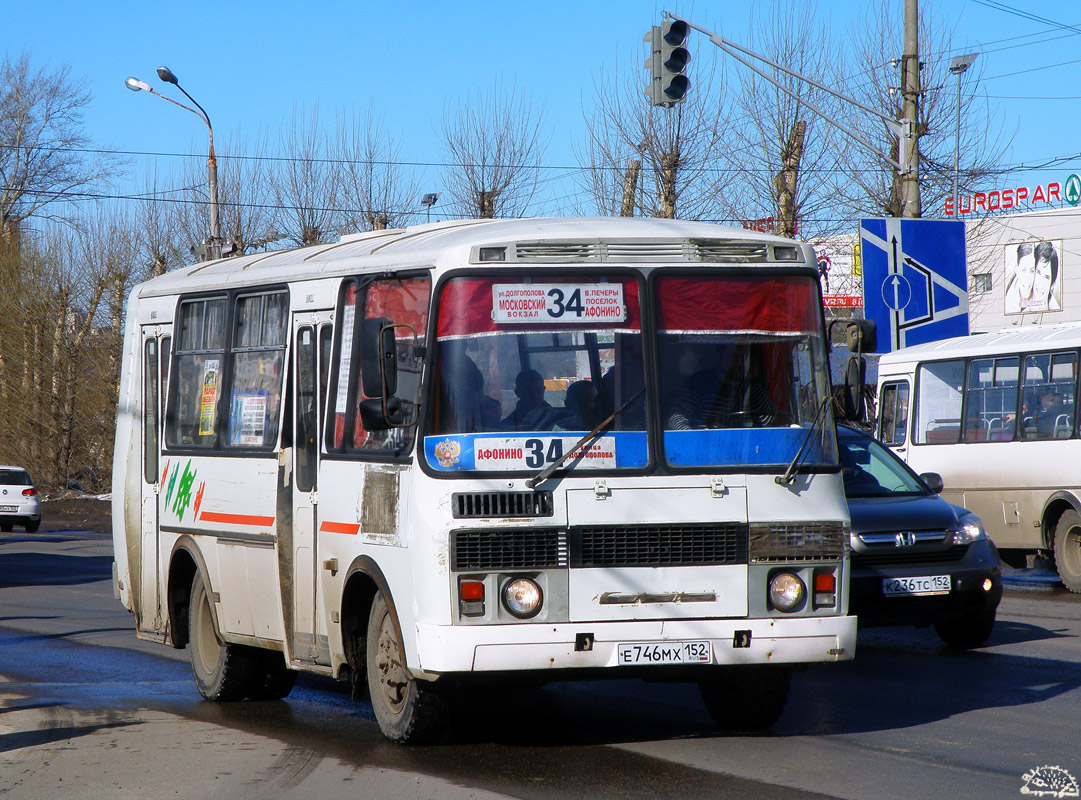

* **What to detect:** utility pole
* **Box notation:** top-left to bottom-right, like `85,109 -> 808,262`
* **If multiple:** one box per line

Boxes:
900,0 -> 921,217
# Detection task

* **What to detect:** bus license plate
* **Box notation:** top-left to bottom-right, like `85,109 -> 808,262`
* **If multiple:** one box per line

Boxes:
617,641 -> 712,665
882,575 -> 951,596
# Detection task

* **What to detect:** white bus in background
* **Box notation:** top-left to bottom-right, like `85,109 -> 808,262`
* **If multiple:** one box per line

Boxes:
876,322 -> 1081,593
112,216 -> 855,744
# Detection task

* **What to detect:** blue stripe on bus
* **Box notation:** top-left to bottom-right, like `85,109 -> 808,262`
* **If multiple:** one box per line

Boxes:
663,428 -> 829,467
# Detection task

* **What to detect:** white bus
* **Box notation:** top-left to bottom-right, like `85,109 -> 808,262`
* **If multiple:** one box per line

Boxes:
876,322 -> 1081,593
112,217 -> 855,743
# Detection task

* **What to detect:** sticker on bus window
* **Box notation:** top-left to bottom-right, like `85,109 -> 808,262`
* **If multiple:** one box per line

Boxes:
474,436 -> 618,470
198,359 -> 220,436
230,391 -> 268,446
492,284 -> 625,324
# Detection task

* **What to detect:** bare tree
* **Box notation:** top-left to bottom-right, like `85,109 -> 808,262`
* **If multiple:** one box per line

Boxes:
269,105 -> 340,246
728,0 -> 841,238
829,1 -> 1009,220
334,106 -> 420,232
440,83 -> 548,219
578,45 -> 736,220
0,53 -> 124,241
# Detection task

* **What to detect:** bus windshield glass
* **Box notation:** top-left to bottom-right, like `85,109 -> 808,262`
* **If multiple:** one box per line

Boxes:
423,271 -> 835,474
656,274 -> 835,469
426,275 -> 645,473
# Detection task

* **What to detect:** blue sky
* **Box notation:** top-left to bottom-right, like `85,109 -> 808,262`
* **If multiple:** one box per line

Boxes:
7,0 -> 1081,220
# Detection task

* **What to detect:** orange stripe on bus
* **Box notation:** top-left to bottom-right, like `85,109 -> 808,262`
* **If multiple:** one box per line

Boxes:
199,511 -> 275,526
320,520 -> 361,535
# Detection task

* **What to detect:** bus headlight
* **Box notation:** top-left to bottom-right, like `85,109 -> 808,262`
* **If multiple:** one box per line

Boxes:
950,513 -> 986,545
502,577 -> 543,619
769,572 -> 805,612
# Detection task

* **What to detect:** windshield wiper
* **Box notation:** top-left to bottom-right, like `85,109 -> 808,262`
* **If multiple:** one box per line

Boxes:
525,386 -> 645,489
775,394 -> 834,486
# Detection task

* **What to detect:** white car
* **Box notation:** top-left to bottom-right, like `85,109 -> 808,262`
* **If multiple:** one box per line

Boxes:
0,466 -> 41,533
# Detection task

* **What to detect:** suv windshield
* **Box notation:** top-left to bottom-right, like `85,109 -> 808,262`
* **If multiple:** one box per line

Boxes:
838,427 -> 927,498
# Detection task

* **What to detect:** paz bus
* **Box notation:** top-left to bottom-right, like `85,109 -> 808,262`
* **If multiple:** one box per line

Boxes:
875,322 -> 1081,593
111,216 -> 855,744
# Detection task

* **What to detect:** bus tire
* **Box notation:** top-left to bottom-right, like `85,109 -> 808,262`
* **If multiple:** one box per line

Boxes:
934,608 -> 996,648
248,650 -> 297,701
189,571 -> 259,701
366,591 -> 448,744
1053,509 -> 1081,593
698,665 -> 791,732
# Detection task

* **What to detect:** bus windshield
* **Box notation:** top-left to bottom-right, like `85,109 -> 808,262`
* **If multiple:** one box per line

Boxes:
423,271 -> 835,475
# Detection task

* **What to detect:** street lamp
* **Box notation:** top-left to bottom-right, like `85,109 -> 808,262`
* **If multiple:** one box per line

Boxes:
949,52 -> 979,218
421,193 -> 440,224
125,67 -> 222,259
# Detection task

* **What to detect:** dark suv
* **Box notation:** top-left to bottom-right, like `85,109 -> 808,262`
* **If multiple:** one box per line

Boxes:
838,425 -> 1002,648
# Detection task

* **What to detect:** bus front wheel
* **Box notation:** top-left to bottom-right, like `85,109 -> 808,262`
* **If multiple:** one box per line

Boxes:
365,591 -> 448,744
189,572 -> 259,701
1053,510 -> 1081,593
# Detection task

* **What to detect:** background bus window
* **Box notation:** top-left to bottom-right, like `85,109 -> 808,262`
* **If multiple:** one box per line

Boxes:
1022,352 -> 1077,441
915,360 -> 964,444
166,297 -> 228,447
226,291 -> 288,448
878,381 -> 909,446
964,357 -> 1018,442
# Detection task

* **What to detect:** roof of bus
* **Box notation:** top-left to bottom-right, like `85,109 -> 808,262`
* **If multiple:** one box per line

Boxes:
132,216 -> 812,298
880,322 -> 1081,364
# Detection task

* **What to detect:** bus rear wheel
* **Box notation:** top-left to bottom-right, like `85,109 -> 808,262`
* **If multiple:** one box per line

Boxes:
698,665 -> 791,732
1053,510 -> 1081,593
189,572 -> 260,701
365,591 -> 448,744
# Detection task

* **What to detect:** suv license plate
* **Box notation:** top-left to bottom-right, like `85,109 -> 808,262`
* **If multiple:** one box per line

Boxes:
617,641 -> 712,665
0,506 -> 17,513
883,575 -> 951,596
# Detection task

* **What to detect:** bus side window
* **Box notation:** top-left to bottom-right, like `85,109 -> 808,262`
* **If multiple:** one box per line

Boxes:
350,275 -> 430,453
166,297 -> 228,448
915,360 -> 963,445
878,381 -> 909,446
226,291 -> 289,449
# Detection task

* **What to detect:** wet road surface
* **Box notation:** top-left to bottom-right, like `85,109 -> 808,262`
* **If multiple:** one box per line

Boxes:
2,530 -> 1080,799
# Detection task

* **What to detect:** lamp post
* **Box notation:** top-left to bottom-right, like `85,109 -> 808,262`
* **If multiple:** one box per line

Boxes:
949,53 -> 979,218
421,193 -> 440,224
125,67 -> 221,259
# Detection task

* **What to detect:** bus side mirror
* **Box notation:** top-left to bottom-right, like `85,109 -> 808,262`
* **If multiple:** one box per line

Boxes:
844,356 -> 867,422
845,319 -> 877,354
362,317 -> 397,398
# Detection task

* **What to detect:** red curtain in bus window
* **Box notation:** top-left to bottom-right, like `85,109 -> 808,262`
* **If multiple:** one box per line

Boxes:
436,277 -> 641,338
365,277 -> 431,339
655,275 -> 819,334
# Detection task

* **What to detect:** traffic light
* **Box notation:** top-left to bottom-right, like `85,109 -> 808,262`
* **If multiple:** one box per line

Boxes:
645,19 -> 691,107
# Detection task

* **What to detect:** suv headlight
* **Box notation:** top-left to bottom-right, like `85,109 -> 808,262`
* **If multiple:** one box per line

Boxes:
950,513 -> 986,545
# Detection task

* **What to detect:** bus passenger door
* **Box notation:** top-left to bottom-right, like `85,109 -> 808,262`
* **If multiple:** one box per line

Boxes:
288,317 -> 330,664
139,326 -> 171,638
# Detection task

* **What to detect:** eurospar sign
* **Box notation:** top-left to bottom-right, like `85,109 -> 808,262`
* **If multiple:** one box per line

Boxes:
944,173 -> 1081,216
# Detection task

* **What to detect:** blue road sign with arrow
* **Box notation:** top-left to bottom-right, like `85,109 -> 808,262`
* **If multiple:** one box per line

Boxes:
859,218 -> 969,353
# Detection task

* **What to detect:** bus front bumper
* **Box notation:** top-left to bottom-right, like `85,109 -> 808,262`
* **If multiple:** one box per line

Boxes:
413,615 -> 856,675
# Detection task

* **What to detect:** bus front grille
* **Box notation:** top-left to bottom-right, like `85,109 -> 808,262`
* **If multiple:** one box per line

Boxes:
451,528 -> 567,570
452,491 -> 554,519
748,522 -> 847,562
569,523 -> 749,567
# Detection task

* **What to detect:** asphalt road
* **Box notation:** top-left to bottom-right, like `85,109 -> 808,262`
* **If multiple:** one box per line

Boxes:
2,529 -> 1080,800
